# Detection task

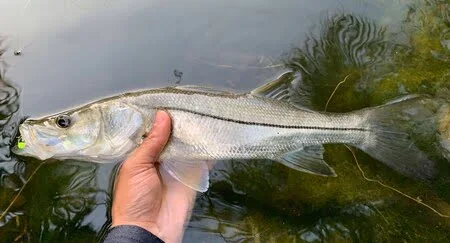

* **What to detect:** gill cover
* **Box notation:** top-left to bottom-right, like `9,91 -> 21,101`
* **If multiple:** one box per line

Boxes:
13,102 -> 146,162
80,103 -> 146,162
13,105 -> 103,160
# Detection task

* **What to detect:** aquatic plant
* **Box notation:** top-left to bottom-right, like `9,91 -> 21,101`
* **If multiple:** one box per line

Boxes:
0,159 -> 106,242
212,2 -> 450,240
283,13 -> 407,111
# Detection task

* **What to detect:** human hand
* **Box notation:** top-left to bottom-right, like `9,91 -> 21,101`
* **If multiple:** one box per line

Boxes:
111,111 -> 197,243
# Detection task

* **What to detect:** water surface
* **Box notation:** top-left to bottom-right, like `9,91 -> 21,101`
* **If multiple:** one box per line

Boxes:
1,0 -> 449,242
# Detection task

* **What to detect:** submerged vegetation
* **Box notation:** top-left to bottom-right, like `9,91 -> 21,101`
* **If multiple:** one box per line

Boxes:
209,0 -> 450,241
0,0 -> 449,242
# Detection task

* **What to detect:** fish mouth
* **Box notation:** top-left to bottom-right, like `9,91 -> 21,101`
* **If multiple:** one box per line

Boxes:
11,124 -> 53,160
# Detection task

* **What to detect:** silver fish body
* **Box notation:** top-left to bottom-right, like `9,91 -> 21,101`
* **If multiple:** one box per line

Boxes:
127,87 -> 366,161
12,74 -> 448,191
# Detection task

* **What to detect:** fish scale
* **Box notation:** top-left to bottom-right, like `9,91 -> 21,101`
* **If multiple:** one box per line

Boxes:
114,89 -> 371,178
12,74 -> 446,192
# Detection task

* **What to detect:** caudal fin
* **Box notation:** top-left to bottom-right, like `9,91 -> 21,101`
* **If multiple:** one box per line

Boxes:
356,95 -> 448,181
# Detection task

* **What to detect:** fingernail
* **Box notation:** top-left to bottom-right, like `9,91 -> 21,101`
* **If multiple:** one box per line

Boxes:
154,111 -> 165,124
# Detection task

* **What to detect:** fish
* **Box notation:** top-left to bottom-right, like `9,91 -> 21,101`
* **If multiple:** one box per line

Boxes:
11,72 -> 449,192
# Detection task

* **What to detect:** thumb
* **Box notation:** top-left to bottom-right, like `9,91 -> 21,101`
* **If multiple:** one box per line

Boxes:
128,110 -> 172,164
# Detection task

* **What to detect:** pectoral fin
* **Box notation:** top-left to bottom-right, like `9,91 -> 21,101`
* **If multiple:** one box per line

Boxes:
160,159 -> 210,192
277,145 -> 337,177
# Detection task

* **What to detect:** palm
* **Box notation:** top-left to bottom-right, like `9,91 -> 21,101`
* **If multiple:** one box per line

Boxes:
111,111 -> 197,243
155,168 -> 197,242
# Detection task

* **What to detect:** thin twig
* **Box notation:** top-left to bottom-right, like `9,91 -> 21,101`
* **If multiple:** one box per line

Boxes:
372,204 -> 389,225
0,161 -> 47,221
324,74 -> 351,112
14,218 -> 28,242
345,145 -> 450,218
323,77 -> 450,218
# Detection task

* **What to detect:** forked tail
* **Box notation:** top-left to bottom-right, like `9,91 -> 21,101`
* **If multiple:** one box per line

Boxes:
355,95 -> 449,181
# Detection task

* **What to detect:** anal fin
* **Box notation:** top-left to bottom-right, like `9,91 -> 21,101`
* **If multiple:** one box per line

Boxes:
277,145 -> 337,177
161,159 -> 210,192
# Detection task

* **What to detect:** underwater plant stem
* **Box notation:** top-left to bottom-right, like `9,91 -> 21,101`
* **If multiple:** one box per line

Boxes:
14,217 -> 29,242
372,205 -> 389,224
344,145 -> 450,218
323,77 -> 449,218
324,74 -> 351,112
0,161 -> 47,222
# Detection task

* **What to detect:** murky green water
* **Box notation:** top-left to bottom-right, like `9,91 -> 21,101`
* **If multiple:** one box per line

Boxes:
1,0 -> 449,242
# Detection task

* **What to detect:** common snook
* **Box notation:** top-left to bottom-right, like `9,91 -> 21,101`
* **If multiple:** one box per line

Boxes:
12,72 -> 449,192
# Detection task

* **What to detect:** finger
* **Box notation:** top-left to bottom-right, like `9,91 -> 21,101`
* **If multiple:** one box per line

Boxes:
131,110 -> 172,162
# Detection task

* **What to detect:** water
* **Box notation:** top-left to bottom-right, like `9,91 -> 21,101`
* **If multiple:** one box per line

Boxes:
0,0 -> 449,242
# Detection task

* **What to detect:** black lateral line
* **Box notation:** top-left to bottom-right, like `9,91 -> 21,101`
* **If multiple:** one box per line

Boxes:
158,106 -> 368,132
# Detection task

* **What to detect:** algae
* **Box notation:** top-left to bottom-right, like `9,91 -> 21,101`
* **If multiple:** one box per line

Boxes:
208,0 -> 450,241
1,1 -> 450,242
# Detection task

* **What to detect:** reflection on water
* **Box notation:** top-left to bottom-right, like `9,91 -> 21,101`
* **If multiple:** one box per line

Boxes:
0,49 -> 110,241
193,3 -> 450,242
0,81 -> 20,161
0,0 -> 449,242
187,184 -> 450,242
0,159 -> 107,242
283,13 -> 408,111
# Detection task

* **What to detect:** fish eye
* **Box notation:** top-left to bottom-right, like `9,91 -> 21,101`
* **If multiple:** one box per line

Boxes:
56,115 -> 71,128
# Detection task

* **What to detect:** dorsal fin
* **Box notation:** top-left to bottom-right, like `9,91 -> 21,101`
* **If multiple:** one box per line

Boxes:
251,71 -> 295,101
251,71 -> 314,111
174,85 -> 238,95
